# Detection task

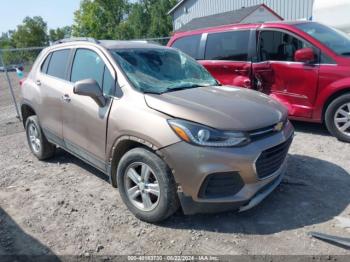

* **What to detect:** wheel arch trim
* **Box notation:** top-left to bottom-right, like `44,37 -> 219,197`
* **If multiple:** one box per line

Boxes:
320,86 -> 350,122
20,100 -> 38,126
108,136 -> 159,187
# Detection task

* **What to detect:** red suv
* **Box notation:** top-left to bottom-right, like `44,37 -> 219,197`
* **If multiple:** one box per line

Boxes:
168,21 -> 350,142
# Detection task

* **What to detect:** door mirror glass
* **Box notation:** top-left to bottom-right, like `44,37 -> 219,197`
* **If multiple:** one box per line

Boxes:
73,79 -> 106,107
294,48 -> 315,63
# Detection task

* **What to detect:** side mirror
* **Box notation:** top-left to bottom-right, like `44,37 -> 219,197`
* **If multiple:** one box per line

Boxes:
73,79 -> 106,107
294,48 -> 315,64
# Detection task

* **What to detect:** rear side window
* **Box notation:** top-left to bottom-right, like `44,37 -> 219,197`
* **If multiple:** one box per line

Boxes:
205,30 -> 250,61
172,34 -> 201,59
47,49 -> 70,79
41,53 -> 51,73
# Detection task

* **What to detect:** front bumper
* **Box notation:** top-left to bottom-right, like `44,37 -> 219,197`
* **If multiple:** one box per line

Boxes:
159,121 -> 294,215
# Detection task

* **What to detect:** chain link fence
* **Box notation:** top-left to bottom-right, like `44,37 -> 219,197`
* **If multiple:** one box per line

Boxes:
0,47 -> 44,136
0,47 -> 44,123
0,37 -> 170,132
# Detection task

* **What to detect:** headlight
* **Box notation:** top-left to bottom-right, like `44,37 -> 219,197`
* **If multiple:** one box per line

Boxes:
168,119 -> 250,147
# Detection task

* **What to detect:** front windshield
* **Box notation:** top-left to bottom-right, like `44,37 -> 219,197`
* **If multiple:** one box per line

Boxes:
112,48 -> 217,94
295,22 -> 350,57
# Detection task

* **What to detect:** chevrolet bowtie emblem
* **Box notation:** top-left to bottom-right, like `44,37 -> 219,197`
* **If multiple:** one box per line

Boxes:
274,122 -> 284,132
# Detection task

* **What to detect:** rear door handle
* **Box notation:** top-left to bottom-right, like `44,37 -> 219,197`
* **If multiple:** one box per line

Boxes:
36,80 -> 41,86
62,94 -> 71,103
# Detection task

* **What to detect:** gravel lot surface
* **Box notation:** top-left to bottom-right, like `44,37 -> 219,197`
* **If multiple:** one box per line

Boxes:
0,75 -> 349,257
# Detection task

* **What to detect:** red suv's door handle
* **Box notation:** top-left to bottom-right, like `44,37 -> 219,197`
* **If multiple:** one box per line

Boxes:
234,69 -> 249,74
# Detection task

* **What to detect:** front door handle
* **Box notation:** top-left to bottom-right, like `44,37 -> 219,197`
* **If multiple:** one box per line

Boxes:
234,69 -> 249,73
36,80 -> 41,86
62,94 -> 71,103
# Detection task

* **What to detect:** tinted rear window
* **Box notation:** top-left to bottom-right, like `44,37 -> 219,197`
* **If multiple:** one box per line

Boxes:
205,30 -> 250,61
41,53 -> 51,73
47,49 -> 70,79
172,34 -> 201,59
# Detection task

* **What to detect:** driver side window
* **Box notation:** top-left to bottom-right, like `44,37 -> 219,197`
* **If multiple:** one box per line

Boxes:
258,31 -> 317,62
71,49 -> 115,96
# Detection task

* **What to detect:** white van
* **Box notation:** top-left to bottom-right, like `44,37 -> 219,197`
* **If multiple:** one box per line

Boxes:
313,0 -> 350,34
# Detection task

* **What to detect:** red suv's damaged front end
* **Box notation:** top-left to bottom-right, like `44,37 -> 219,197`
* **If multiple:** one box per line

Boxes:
168,21 -> 350,142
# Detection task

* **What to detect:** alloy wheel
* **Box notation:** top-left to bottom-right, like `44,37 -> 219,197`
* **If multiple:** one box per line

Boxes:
28,123 -> 41,153
334,102 -> 350,137
124,162 -> 160,212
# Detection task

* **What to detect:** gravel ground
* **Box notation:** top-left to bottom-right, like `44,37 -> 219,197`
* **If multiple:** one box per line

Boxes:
0,103 -> 349,257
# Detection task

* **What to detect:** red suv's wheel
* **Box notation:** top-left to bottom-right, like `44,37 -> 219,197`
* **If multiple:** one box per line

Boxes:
325,93 -> 350,143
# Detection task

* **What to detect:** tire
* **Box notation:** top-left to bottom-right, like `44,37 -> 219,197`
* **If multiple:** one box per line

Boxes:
25,116 -> 55,160
325,93 -> 350,143
117,147 -> 179,223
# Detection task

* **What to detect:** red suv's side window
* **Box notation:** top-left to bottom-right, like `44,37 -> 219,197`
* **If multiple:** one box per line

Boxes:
172,34 -> 201,59
205,30 -> 250,61
258,31 -> 315,62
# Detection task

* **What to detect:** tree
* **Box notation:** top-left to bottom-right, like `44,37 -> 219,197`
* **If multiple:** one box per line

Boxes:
49,26 -> 72,42
72,0 -> 129,39
11,16 -> 49,48
125,2 -> 150,39
148,0 -> 176,37
125,0 -> 176,38
72,0 -> 176,40
0,32 -> 12,49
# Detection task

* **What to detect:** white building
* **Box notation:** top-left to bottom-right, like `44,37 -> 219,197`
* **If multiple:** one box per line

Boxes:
168,0 -> 315,31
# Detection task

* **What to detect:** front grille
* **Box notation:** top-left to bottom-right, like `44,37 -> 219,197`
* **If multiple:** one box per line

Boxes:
255,136 -> 293,179
249,124 -> 276,140
198,172 -> 244,199
249,120 -> 288,141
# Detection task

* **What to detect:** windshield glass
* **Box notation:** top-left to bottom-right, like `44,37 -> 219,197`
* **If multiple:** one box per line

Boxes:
112,48 -> 217,94
295,22 -> 350,57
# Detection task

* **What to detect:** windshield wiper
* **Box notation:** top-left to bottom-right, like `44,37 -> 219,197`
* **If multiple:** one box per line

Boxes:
143,91 -> 162,95
341,52 -> 350,56
161,84 -> 206,94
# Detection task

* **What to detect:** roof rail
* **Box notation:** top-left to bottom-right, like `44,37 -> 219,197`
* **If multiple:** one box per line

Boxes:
53,37 -> 99,45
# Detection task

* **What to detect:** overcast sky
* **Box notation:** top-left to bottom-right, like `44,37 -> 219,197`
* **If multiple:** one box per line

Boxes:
0,0 -> 81,34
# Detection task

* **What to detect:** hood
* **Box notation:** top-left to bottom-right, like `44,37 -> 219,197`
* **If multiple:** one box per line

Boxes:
144,86 -> 288,131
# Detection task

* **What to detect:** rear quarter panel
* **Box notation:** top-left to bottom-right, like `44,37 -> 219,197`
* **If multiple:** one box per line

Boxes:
314,69 -> 350,121
20,49 -> 48,121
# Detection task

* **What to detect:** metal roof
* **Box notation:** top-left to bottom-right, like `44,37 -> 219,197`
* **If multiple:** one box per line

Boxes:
176,4 -> 281,32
